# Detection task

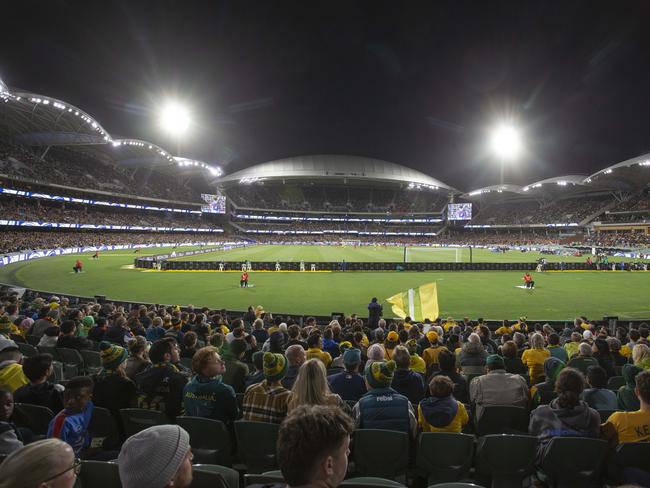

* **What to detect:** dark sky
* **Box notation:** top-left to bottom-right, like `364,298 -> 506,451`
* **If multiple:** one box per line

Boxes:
2,0 -> 650,191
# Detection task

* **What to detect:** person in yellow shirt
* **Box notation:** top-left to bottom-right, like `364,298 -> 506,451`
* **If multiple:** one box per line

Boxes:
602,370 -> 650,445
494,320 -> 511,336
384,331 -> 400,360
0,339 -> 29,393
418,375 -> 469,433
564,332 -> 582,359
422,331 -> 445,370
305,334 -> 332,368
511,317 -> 528,333
521,333 -> 550,385
443,317 -> 457,333
406,339 -> 426,374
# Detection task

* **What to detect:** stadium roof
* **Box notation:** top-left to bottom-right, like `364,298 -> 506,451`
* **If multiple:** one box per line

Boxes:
215,154 -> 458,191
584,152 -> 650,190
0,85 -> 222,178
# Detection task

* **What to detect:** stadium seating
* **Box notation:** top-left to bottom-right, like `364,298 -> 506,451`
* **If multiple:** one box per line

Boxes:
177,416 -> 234,466
119,408 -> 170,437
350,429 -> 410,479
540,437 -> 608,488
415,432 -> 474,485
234,420 -> 280,474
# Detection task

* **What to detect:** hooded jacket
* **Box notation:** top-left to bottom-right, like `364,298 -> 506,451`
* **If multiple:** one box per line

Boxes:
418,395 -> 468,433
459,341 -> 487,375
529,398 -> 600,462
617,364 -> 643,412
183,375 -> 238,424
531,357 -> 565,408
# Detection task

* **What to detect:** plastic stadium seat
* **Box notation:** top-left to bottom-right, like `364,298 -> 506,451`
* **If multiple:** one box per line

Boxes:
26,336 -> 40,346
234,420 -> 280,474
244,474 -> 285,486
428,484 -> 485,488
88,406 -> 121,451
615,442 -> 650,472
37,345 -> 58,359
189,467 -> 229,488
119,408 -> 170,437
80,350 -> 102,375
13,403 -> 54,436
416,432 -> 474,485
341,477 -> 407,487
56,347 -> 84,378
540,437 -> 608,488
597,409 -> 619,422
177,416 -> 233,466
192,464 -> 239,488
78,461 -> 121,488
475,406 -> 529,436
17,342 -> 38,357
475,434 -> 537,488
351,429 -> 410,479
607,376 -> 625,391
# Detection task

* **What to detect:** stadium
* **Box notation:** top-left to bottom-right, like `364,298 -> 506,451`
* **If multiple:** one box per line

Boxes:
1,3 -> 650,488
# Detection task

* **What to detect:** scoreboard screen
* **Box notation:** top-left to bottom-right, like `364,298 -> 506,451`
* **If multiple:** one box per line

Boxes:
201,193 -> 226,214
447,203 -> 472,220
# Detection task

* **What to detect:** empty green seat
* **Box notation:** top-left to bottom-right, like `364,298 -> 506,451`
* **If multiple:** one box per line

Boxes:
475,434 -> 537,488
351,429 -> 409,479
416,432 -> 474,485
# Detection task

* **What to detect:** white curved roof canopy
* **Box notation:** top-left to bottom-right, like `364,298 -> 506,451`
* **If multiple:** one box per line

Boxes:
585,152 -> 650,182
464,184 -> 526,198
216,154 -> 458,192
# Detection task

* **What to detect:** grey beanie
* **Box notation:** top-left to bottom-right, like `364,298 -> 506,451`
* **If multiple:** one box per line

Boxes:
118,425 -> 190,488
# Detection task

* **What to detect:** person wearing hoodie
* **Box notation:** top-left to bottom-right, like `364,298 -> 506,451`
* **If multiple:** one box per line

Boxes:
0,339 -> 28,393
220,339 -> 250,394
592,338 -> 616,378
383,331 -> 400,360
92,342 -> 137,420
390,346 -> 425,405
459,333 -> 487,376
618,363 -> 643,411
422,331 -> 445,370
418,375 -> 469,433
183,347 -> 238,425
582,365 -> 618,410
566,342 -> 599,376
530,357 -> 565,408
353,360 -> 417,439
529,368 -> 600,463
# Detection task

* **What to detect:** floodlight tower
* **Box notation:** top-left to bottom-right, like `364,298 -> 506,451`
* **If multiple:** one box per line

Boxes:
490,124 -> 522,185
159,101 -> 190,155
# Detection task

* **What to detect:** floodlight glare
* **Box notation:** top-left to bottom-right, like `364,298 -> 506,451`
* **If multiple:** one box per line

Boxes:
159,101 -> 190,136
490,125 -> 522,160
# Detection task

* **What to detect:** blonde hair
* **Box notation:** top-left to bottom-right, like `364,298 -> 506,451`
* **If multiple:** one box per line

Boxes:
287,359 -> 333,411
0,438 -> 74,488
633,343 -> 650,366
530,333 -> 545,350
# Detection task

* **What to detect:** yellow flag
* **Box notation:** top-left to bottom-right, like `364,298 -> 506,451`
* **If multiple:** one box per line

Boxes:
386,282 -> 439,322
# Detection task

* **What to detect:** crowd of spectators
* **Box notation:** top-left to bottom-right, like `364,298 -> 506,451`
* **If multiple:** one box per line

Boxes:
474,197 -> 613,225
583,232 -> 650,248
233,220 -> 442,235
0,140 -> 201,202
0,290 -> 649,486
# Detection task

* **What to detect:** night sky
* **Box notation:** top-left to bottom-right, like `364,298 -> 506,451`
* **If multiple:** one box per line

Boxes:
2,0 -> 650,191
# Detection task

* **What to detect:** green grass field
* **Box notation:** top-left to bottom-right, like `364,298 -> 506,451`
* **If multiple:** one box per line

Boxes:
0,245 -> 648,320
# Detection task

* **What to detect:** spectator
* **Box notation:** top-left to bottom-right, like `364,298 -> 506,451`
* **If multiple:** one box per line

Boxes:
582,365 -> 618,410
38,326 -> 61,347
0,339 -> 28,393
286,324 -> 307,350
277,405 -> 353,488
0,438 -> 80,488
30,309 -> 59,338
183,347 -> 238,425
418,375 -> 469,433
567,342 -> 599,375
390,345 -> 425,405
384,331 -> 400,360
366,343 -> 386,364
607,337 -> 629,367
282,344 -> 306,390
87,316 -> 108,342
367,297 -> 382,330
306,334 -> 332,368
180,332 -> 199,359
352,360 -> 417,438
251,319 -> 269,346
118,425 -> 194,488
245,350 -> 265,388
0,389 -> 23,455
220,339 -> 249,394
105,316 -> 133,346
406,339 -> 426,374
602,370 -> 650,445
242,352 -> 291,424
422,331 -> 445,371
431,348 -> 469,403
124,335 -> 150,380
56,320 -> 93,351
145,316 -> 166,342
633,343 -> 650,370
547,333 -> 568,363
592,338 -> 616,378
92,342 -> 137,419
459,333 -> 487,376
618,364 -> 643,411
521,333 -> 550,385
328,348 -> 367,403
13,353 -> 64,413
470,354 -> 529,422
530,357 -> 565,408
135,337 -> 188,420
47,376 -> 94,458
564,332 -> 582,359
501,340 -> 528,376
287,359 -> 344,412
529,368 -> 600,463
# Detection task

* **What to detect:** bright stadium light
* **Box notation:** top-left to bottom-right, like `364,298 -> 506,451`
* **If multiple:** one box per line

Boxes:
490,124 -> 522,160
159,101 -> 190,136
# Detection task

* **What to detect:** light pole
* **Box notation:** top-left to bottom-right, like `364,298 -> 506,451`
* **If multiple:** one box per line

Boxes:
490,124 -> 522,185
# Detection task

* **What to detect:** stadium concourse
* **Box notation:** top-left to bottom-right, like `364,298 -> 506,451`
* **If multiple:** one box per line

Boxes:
2,86 -> 650,488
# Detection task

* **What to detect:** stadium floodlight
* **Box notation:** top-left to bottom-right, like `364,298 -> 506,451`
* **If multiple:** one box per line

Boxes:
159,101 -> 190,136
490,124 -> 522,161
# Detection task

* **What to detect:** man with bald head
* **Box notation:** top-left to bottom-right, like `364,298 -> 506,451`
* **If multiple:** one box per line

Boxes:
282,345 -> 306,390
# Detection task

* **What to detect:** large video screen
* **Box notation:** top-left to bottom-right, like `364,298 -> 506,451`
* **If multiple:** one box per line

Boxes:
447,202 -> 472,221
201,192 -> 226,214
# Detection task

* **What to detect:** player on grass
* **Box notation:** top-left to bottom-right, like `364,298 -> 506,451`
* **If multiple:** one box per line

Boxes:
92,251 -> 99,259
240,270 -> 249,288
73,259 -> 83,273
523,272 -> 535,289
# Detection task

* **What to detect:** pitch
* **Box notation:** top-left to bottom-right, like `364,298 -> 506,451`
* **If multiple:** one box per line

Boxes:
0,245 -> 648,320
